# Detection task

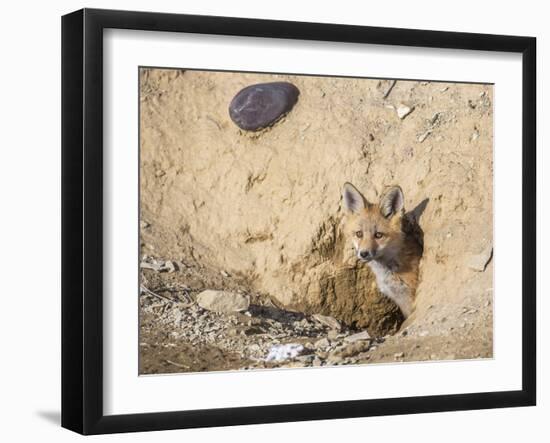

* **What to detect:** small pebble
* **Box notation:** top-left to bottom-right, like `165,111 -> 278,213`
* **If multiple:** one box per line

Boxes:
315,338 -> 330,349
312,314 -> 341,331
163,260 -> 177,273
468,244 -> 493,272
396,104 -> 414,119
344,331 -> 371,343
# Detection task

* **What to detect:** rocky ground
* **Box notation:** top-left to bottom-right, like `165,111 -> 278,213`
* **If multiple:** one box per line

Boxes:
139,255 -> 493,374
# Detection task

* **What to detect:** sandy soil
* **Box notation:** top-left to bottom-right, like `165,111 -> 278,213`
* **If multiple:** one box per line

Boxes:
138,68 -> 493,374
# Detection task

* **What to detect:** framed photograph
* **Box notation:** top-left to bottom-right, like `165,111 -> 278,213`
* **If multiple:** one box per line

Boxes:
61,8 -> 536,435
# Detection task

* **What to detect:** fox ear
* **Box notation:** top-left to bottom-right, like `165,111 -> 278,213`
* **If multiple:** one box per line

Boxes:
380,186 -> 404,218
342,182 -> 366,214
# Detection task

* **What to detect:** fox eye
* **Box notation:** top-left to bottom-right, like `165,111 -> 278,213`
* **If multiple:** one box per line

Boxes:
355,231 -> 363,238
374,232 -> 384,239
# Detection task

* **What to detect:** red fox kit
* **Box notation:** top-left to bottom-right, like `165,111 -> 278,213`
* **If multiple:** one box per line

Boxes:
342,182 -> 422,318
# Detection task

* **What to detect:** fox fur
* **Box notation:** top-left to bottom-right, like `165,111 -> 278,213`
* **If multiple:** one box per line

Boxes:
342,182 -> 422,318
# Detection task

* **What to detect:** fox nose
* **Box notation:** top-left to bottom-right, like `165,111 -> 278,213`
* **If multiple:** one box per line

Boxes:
359,250 -> 371,259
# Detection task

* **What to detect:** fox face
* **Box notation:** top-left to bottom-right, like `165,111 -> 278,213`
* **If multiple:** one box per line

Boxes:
342,182 -> 405,263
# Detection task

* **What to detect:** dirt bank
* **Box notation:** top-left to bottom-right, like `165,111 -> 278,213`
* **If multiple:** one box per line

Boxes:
139,68 -> 493,372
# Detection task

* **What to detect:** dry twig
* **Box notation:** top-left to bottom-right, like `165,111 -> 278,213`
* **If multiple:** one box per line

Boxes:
383,80 -> 397,99
140,285 -> 173,303
165,359 -> 189,369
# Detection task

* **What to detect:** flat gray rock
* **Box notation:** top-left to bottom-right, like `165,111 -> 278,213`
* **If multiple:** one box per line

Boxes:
196,290 -> 249,313
312,314 -> 341,331
344,331 -> 371,343
229,82 -> 299,131
468,244 -> 493,272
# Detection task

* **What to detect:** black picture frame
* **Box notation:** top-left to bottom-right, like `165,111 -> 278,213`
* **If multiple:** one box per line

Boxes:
61,8 -> 536,435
